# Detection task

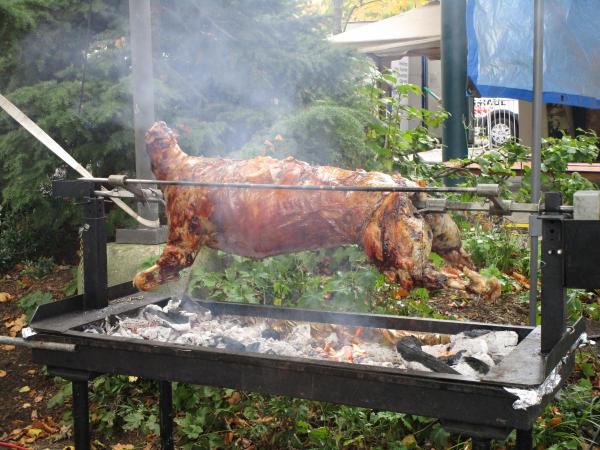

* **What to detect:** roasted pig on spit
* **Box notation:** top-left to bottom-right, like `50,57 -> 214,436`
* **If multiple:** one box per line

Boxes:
134,122 -> 500,300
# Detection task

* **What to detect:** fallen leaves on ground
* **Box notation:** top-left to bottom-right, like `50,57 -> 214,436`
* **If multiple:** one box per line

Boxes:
0,292 -> 13,302
393,287 -> 410,299
547,416 -> 562,427
511,271 -> 530,289
7,416 -> 60,446
5,314 -> 27,337
0,370 -> 7,377
111,444 -> 135,450
226,391 -> 242,405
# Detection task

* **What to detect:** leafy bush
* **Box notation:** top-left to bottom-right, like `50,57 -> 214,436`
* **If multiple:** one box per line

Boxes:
534,377 -> 600,449
462,224 -> 530,275
62,266 -> 79,296
447,130 -> 599,204
0,206 -> 43,272
521,131 -> 599,204
242,104 -> 376,169
21,256 -> 55,279
189,246 -> 384,313
18,290 -> 53,321
0,0 -> 368,268
567,289 -> 600,322
359,73 -> 448,178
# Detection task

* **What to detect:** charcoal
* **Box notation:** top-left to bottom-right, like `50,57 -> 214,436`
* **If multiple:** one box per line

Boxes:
163,310 -> 191,325
219,336 -> 246,352
145,308 -> 188,325
179,297 -> 211,316
397,335 -> 422,350
261,329 -> 282,340
396,337 -> 460,375
463,356 -> 491,374
462,329 -> 491,338
245,342 -> 261,353
438,350 -> 465,366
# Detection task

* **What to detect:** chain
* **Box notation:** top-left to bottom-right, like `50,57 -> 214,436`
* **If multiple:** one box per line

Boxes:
77,224 -> 89,293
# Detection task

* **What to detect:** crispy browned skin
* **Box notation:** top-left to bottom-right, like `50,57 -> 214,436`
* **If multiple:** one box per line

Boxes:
133,122 -> 499,300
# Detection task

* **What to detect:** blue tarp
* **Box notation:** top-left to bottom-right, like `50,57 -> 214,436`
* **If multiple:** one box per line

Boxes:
467,0 -> 600,109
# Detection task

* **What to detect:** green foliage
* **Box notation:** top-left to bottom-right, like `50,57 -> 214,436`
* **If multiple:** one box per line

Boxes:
0,0 -> 133,268
242,103 -> 375,169
47,380 -> 72,409
0,206 -> 46,271
48,372 -> 458,449
394,287 -> 443,319
154,0 -> 365,155
532,353 -> 600,449
21,256 -> 55,278
0,0 -> 368,269
462,223 -> 529,275
189,246 -> 383,313
567,289 -> 600,322
451,141 -> 530,195
521,131 -> 599,204
447,130 -> 599,204
62,266 -> 78,296
18,290 -> 53,321
359,72 -> 448,178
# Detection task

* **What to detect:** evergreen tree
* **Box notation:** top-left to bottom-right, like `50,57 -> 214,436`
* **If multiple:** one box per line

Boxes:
0,0 -> 133,269
0,0 -> 368,270
153,0 -> 366,156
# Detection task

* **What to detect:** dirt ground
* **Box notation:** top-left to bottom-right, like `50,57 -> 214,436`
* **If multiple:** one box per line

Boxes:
0,266 -> 74,448
429,291 -> 530,325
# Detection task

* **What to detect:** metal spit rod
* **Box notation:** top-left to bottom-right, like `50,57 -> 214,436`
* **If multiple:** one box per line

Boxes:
0,335 -> 76,352
84,176 -> 575,215
81,176 -> 500,195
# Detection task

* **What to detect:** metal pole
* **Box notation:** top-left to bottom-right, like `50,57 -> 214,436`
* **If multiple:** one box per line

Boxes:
0,335 -> 76,352
81,176 -> 498,194
159,381 -> 174,450
529,0 -> 544,326
515,428 -> 533,450
82,197 -> 108,310
128,0 -> 158,224
421,56 -> 429,128
72,380 -> 90,450
441,0 -> 469,162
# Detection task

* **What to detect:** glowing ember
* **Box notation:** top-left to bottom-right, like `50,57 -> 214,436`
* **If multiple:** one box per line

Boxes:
83,297 -> 519,378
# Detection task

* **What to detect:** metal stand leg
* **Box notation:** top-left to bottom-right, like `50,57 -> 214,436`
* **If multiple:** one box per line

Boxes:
471,438 -> 492,450
159,380 -> 174,450
516,428 -> 533,450
72,380 -> 90,450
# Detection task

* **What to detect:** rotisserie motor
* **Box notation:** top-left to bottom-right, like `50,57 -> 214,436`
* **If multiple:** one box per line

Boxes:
133,122 -> 500,299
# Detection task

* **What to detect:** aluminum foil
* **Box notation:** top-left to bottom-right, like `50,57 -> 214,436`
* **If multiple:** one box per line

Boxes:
504,363 -> 562,410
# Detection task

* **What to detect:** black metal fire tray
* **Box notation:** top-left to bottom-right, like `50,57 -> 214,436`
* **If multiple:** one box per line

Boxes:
28,288 -> 585,438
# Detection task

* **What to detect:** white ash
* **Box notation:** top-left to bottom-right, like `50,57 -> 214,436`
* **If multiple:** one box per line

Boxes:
422,329 -> 519,374
83,298 -> 518,377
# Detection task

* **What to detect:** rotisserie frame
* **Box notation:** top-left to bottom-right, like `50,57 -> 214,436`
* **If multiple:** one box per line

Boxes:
27,181 -> 589,450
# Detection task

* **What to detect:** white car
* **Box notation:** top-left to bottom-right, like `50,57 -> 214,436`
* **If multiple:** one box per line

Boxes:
473,97 -> 519,146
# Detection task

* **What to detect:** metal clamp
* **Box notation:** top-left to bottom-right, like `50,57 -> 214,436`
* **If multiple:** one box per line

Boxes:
107,174 -> 129,187
104,175 -> 164,206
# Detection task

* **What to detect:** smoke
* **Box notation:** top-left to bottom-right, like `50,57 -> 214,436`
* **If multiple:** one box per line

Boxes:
149,0 -> 367,163
0,1 -> 378,298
